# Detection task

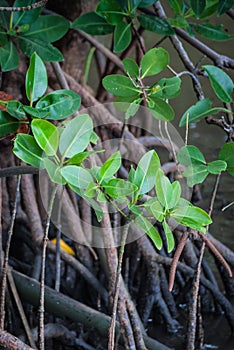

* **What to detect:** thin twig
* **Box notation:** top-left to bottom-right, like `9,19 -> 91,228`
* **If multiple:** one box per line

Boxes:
39,184 -> 58,350
186,173 -> 221,350
108,220 -> 131,350
0,0 -> 48,11
0,175 -> 21,329
7,268 -> 37,348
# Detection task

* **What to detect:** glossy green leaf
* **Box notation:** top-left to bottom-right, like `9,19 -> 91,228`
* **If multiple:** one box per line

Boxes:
13,134 -> 45,168
148,96 -> 175,121
125,99 -> 142,120
36,90 -> 81,120
114,22 -> 132,52
67,150 -> 103,166
44,158 -> 66,185
148,199 -> 164,222
162,219 -> 174,253
192,23 -> 234,41
25,52 -> 47,103
134,215 -> 163,250
183,164 -> 208,187
190,0 -> 206,17
71,12 -> 114,35
61,165 -> 93,189
207,160 -> 227,174
168,0 -> 186,14
13,0 -> 41,26
217,0 -> 234,15
138,14 -> 174,35
171,204 -> 212,230
31,119 -> 59,156
0,30 -> 8,46
103,178 -> 137,198
59,114 -> 93,159
23,106 -> 49,119
99,151 -> 121,183
219,142 -> 234,176
96,0 -> 124,25
123,58 -> 139,78
102,75 -> 141,97
0,111 -> 19,137
6,101 -> 26,120
168,15 -> 189,28
69,183 -> 104,222
177,145 -> 206,166
18,36 -> 63,62
140,48 -> 169,78
0,41 -> 20,72
179,98 -> 212,126
155,169 -> 174,209
133,150 -> 160,195
23,15 -> 70,43
151,77 -> 181,99
203,65 -> 233,103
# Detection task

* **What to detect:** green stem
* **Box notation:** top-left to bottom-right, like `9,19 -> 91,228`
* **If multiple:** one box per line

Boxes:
9,12 -> 13,30
39,184 -> 58,350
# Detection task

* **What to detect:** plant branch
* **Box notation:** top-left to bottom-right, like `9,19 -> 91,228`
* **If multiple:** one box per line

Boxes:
0,0 -> 48,11
0,166 -> 39,178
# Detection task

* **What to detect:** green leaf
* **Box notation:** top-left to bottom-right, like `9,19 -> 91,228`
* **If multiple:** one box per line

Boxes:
123,57 -> 139,78
138,14 -> 174,35
177,145 -> 206,166
59,114 -> 93,159
31,119 -> 59,156
219,142 -> 234,176
192,23 -> 234,41
69,183 -> 104,222
44,158 -> 66,185
190,0 -> 206,17
168,0 -> 186,14
23,15 -> 70,43
0,110 -> 19,137
151,77 -> 181,99
134,215 -> 163,250
103,178 -> 137,198
148,96 -> 175,121
207,160 -> 227,174
67,150 -> 103,166
6,101 -> 26,120
133,150 -> 160,195
71,12 -> 114,35
0,41 -> 20,72
25,52 -> 47,103
140,48 -> 169,78
114,22 -> 132,52
61,165 -> 93,189
0,30 -> 8,46
148,199 -> 164,222
171,204 -> 212,230
0,0 -> 10,28
18,36 -> 63,62
203,65 -> 233,103
217,0 -> 234,15
168,15 -> 189,28
36,90 -> 81,120
162,219 -> 175,253
96,0 -> 124,25
125,99 -> 142,120
13,134 -> 45,168
155,169 -> 174,209
179,98 -> 212,126
23,106 -> 49,119
99,151 -> 121,183
13,0 -> 41,26
183,164 -> 209,187
102,75 -> 141,97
